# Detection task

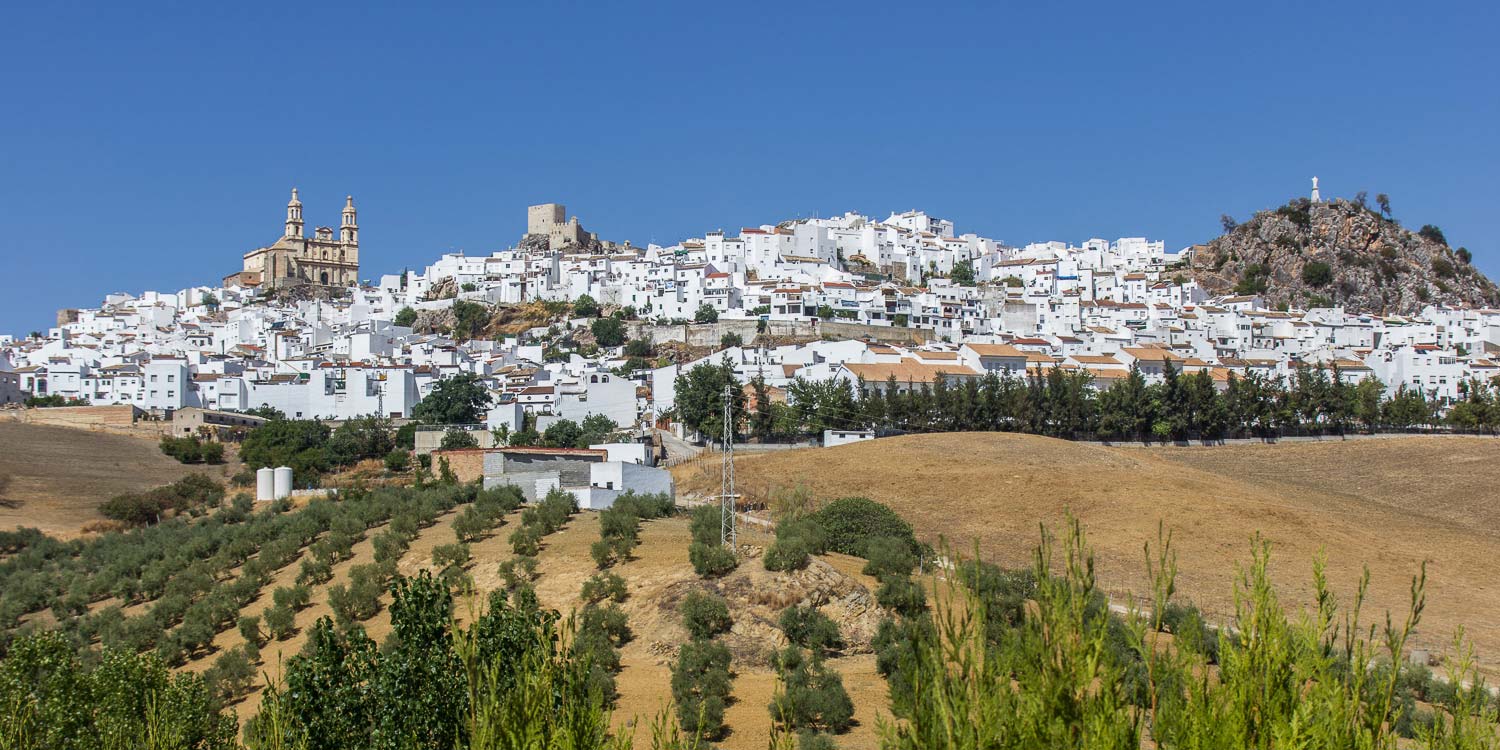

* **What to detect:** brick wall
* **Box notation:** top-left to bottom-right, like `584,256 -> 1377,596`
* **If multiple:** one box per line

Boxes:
431,448 -> 486,483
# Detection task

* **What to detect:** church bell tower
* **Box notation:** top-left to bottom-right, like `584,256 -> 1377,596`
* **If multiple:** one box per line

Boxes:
285,188 -> 304,237
340,195 -> 358,245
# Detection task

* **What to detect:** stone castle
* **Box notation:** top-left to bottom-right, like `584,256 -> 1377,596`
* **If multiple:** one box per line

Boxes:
226,189 -> 360,289
526,203 -> 595,251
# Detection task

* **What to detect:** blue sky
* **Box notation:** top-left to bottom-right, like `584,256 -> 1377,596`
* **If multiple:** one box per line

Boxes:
2,1 -> 1496,334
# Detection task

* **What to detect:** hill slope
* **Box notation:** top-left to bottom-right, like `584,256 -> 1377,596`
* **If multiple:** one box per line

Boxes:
0,422 -> 237,536
1188,198 -> 1497,314
674,433 -> 1500,675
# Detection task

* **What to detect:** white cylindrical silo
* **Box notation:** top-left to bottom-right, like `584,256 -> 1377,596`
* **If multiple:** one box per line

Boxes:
256,467 -> 275,501
273,466 -> 293,500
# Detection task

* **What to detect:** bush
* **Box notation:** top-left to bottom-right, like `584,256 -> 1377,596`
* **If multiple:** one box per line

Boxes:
272,584 -> 311,611
237,614 -> 265,647
671,639 -> 732,739
204,645 -> 256,703
383,448 -> 410,472
689,542 -> 738,578
862,537 -> 918,579
510,525 -> 542,556
263,603 -> 296,640
1301,261 -> 1333,287
440,428 -> 479,450
432,542 -> 472,574
721,332 -> 743,348
580,571 -> 628,604
498,555 -> 539,590
682,590 -> 732,640
764,517 -> 827,572
200,442 -> 225,464
297,556 -> 333,586
689,505 -> 723,547
770,646 -> 854,733
573,294 -> 601,318
694,304 -> 719,324
160,435 -> 205,463
590,317 -> 627,347
810,497 -> 919,558
876,576 -> 928,618
779,605 -> 842,652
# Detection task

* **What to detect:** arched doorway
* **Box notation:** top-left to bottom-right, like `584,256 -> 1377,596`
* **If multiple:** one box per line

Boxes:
320,271 -> 329,284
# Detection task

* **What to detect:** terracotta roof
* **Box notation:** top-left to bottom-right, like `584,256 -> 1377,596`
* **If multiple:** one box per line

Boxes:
842,360 -> 980,383
962,343 -> 1028,359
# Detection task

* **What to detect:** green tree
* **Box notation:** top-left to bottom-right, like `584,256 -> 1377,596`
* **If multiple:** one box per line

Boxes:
451,299 -> 490,341
694,303 -> 719,323
439,428 -> 479,450
326,414 -> 397,466
394,306 -> 418,328
1418,224 -> 1448,246
412,373 -> 493,425
573,294 -> 601,318
721,331 -> 744,348
590,317 -> 626,347
950,260 -> 975,285
674,357 -> 745,442
542,419 -> 583,449
240,418 -> 332,486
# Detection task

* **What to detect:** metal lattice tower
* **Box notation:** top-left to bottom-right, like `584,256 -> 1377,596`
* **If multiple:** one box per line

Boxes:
720,383 -> 737,550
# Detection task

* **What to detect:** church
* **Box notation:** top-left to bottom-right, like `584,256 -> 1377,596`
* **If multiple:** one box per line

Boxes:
225,189 -> 360,289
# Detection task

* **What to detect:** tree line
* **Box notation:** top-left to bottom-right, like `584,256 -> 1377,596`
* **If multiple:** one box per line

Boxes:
675,357 -> 1483,443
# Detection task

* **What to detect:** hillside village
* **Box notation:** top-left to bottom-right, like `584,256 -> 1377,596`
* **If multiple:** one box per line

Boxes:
3,187 -> 1499,431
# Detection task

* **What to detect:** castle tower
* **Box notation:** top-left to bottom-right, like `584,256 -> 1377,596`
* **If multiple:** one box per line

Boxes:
1310,176 -> 1321,203
285,188 -> 304,237
341,195 -> 358,245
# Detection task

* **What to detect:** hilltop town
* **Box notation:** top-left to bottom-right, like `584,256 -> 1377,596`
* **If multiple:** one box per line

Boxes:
1,185 -> 1496,428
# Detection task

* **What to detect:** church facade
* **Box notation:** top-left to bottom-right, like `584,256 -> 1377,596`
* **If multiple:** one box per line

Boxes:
226,189 -> 360,289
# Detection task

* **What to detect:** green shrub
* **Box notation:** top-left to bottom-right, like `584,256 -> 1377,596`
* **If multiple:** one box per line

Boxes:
779,605 -> 842,652
0,632 -> 239,747
499,555 -> 539,590
764,518 -> 827,572
876,576 -> 928,618
272,584 -> 311,611
770,645 -> 854,733
671,639 -> 732,739
862,536 -> 918,579
689,542 -> 738,578
383,449 -> 410,472
204,645 -> 256,703
810,497 -> 918,557
237,614 -> 265,647
689,505 -> 722,546
510,525 -> 542,556
1301,261 -> 1333,287
682,590 -> 732,641
296,556 -> 333,586
199,442 -> 225,464
580,571 -> 628,604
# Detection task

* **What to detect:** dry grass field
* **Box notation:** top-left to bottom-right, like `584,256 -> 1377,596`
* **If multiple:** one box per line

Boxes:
674,433 -> 1500,677
0,421 -> 238,537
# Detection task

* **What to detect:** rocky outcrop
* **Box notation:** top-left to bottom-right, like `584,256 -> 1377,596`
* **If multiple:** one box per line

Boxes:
424,276 -> 457,301
1189,198 -> 1497,314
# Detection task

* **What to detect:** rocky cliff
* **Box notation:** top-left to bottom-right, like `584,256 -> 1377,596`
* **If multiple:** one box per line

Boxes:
1188,198 -> 1496,314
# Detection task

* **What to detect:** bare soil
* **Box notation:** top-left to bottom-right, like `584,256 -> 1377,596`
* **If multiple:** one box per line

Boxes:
0,422 -> 238,537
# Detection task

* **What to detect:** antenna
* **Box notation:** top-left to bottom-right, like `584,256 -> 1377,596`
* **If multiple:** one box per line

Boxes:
720,383 -> 737,550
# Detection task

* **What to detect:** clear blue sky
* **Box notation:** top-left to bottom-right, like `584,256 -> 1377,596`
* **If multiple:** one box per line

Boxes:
2,1 -> 1496,335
